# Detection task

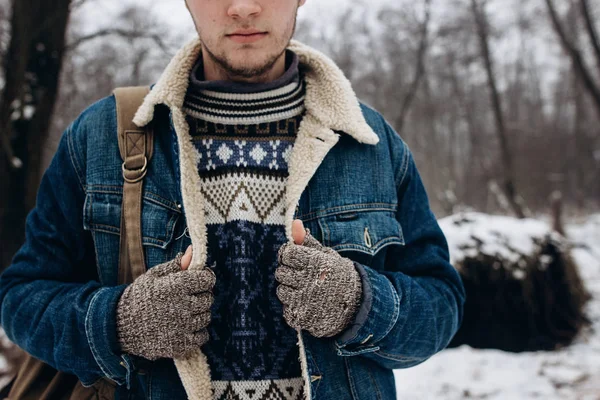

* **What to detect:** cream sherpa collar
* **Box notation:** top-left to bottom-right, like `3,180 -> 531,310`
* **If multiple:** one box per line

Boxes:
133,38 -> 379,145
131,37 -> 379,400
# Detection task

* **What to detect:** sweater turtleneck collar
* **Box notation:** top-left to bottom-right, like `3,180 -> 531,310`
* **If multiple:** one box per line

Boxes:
183,50 -> 305,125
187,49 -> 300,94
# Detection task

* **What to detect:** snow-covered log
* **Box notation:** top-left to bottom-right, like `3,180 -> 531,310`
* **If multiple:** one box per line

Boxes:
441,212 -> 590,352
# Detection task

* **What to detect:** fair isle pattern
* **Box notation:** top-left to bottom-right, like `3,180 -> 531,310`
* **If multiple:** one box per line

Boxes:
213,378 -> 305,400
183,74 -> 306,400
202,220 -> 303,391
190,117 -> 302,138
192,117 -> 300,226
183,80 -> 306,125
200,170 -> 287,225
194,137 -> 295,171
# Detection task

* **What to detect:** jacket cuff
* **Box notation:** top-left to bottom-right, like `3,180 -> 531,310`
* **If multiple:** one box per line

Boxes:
334,263 -> 400,355
84,285 -> 134,388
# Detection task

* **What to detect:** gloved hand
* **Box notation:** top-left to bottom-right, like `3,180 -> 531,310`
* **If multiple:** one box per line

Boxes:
116,246 -> 216,360
275,220 -> 363,338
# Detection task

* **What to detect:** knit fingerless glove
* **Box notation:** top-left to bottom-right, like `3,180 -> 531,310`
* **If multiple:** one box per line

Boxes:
116,253 -> 216,360
276,229 -> 363,338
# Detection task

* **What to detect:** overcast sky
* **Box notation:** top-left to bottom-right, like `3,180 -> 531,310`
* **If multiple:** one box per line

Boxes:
146,0 -> 367,25
81,0 -> 368,40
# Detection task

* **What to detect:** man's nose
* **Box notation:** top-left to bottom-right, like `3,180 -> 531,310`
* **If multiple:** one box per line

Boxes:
227,0 -> 262,19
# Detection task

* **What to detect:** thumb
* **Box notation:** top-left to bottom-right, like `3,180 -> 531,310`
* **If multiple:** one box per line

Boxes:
181,245 -> 193,271
292,220 -> 324,249
292,219 -> 306,245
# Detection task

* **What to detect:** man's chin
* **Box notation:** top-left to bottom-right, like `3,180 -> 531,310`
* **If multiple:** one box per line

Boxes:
203,40 -> 287,81
225,59 -> 277,78
227,68 -> 273,81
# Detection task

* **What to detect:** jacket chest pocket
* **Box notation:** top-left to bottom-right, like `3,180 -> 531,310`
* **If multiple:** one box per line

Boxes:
315,206 -> 405,270
83,189 -> 182,285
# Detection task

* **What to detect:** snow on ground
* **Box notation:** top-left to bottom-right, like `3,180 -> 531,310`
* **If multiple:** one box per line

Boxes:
439,212 -> 559,266
394,213 -> 600,400
0,213 -> 598,398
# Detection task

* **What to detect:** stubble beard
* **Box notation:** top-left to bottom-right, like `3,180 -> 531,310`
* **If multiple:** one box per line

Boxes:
199,11 -> 298,81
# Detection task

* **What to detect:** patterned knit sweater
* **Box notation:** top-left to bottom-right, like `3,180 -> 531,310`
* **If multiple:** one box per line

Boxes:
182,51 -> 305,400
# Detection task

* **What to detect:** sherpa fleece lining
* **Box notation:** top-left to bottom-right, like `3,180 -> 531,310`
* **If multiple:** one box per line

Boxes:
132,38 -> 379,400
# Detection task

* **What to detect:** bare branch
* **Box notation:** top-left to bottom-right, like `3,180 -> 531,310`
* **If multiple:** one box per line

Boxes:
395,0 -> 432,134
545,0 -> 600,118
580,0 -> 600,72
70,0 -> 89,11
64,27 -> 170,53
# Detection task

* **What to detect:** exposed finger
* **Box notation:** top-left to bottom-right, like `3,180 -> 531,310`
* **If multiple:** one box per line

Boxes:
292,220 -> 307,245
181,245 -> 193,270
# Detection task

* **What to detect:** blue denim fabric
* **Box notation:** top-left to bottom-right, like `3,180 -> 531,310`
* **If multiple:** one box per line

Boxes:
0,94 -> 465,399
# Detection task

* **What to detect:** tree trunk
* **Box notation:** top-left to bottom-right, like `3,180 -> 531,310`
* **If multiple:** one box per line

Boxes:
580,0 -> 600,73
0,0 -> 72,270
470,0 -> 526,218
573,78 -> 586,211
545,0 -> 600,119
395,0 -> 432,134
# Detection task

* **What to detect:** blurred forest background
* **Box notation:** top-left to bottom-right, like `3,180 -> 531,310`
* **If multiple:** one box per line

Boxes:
0,0 -> 599,268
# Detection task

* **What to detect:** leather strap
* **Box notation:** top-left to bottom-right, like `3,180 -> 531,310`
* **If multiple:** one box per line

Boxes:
113,87 -> 153,285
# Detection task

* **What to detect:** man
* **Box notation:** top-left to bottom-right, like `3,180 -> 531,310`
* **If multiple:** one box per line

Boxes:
0,0 -> 465,399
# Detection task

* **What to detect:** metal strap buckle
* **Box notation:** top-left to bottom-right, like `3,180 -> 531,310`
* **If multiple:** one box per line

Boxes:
122,156 -> 148,183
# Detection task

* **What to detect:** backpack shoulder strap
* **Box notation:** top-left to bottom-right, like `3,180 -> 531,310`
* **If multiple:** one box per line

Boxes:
113,86 -> 153,285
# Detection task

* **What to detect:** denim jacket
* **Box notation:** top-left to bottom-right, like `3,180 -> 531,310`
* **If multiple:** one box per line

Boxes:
0,39 -> 464,400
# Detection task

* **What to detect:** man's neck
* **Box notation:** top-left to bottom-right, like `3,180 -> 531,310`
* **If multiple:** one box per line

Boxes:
187,49 -> 300,95
202,49 -> 286,84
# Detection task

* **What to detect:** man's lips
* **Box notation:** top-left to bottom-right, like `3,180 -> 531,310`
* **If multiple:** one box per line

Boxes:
227,30 -> 268,44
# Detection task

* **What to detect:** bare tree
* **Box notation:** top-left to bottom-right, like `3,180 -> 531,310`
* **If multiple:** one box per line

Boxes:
0,0 -> 72,269
580,0 -> 600,72
545,0 -> 600,118
394,0 -> 432,134
0,2 -> 183,268
302,0 -> 600,215
1,0 -> 597,244
470,0 -> 526,218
